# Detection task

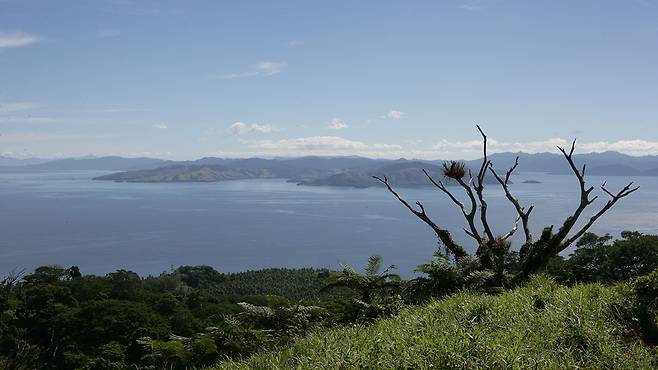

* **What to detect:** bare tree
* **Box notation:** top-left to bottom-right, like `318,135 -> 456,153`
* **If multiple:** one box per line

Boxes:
374,126 -> 639,282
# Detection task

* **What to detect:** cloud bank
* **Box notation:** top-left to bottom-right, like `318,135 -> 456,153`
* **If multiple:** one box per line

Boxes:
243,136 -> 400,151
215,136 -> 658,159
432,138 -> 658,157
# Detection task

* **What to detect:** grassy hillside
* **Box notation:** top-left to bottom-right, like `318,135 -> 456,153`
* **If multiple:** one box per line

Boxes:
217,277 -> 658,369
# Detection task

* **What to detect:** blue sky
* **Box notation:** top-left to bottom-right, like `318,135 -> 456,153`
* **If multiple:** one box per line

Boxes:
1,0 -> 658,159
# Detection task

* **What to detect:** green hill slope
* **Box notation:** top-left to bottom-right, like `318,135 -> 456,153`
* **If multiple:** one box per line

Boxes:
217,277 -> 657,369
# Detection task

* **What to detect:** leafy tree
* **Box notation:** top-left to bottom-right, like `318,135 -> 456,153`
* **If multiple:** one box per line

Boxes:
68,299 -> 169,351
66,275 -> 112,301
106,270 -> 143,301
22,265 -> 79,286
176,265 -> 225,289
607,231 -> 658,281
546,231 -> 658,284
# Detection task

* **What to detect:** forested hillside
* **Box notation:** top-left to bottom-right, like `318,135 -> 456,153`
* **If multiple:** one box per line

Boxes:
2,232 -> 658,369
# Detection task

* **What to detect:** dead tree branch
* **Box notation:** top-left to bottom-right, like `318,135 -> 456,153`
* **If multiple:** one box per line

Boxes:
474,125 -> 495,242
501,215 -> 522,241
552,139 -> 599,247
489,156 -> 534,243
562,181 -> 639,248
372,175 -> 469,259
422,169 -> 482,245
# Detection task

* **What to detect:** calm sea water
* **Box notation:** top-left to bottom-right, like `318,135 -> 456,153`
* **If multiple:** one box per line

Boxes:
1,170 -> 657,277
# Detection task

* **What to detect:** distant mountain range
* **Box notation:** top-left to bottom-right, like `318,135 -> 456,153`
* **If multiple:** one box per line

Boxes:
297,161 -> 501,188
1,156 -> 167,171
3,151 -> 658,187
0,156 -> 51,167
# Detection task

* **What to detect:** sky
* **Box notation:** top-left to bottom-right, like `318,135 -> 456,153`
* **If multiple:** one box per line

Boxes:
1,0 -> 658,160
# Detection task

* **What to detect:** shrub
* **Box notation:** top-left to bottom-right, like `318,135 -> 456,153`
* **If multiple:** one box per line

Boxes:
632,268 -> 658,344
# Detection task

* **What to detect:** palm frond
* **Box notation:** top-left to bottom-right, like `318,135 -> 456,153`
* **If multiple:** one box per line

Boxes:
339,262 -> 359,276
365,255 -> 383,276
320,275 -> 364,292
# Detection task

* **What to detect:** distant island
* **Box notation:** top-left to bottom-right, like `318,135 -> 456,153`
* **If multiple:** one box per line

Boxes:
4,150 -> 658,187
93,165 -> 276,183
93,159 -> 503,187
522,180 -> 542,184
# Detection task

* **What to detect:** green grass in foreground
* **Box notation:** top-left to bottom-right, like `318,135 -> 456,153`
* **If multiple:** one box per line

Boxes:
216,276 -> 658,369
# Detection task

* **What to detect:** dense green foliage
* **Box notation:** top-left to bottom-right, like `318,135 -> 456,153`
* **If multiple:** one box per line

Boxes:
2,231 -> 658,369
207,267 -> 334,300
218,276 -> 658,369
546,231 -> 658,284
0,266 -> 354,369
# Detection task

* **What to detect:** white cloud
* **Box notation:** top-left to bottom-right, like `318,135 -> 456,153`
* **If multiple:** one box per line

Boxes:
288,40 -> 304,47
0,150 -> 64,159
387,110 -> 405,120
153,123 -> 168,129
124,151 -> 173,158
328,118 -> 349,130
432,138 -> 568,155
243,136 -> 401,152
216,61 -> 287,79
228,122 -> 278,135
217,136 -> 658,159
256,61 -> 287,76
0,32 -> 40,48
0,102 -> 36,113
431,138 -> 658,157
577,140 -> 658,156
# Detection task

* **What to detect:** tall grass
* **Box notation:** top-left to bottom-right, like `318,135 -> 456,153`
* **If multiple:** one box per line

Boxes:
216,276 -> 657,369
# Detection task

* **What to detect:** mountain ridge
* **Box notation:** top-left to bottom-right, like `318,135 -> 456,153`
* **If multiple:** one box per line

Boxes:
5,151 -> 658,187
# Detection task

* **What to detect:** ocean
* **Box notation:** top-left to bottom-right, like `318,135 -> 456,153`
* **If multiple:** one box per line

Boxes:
1,169 -> 656,277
